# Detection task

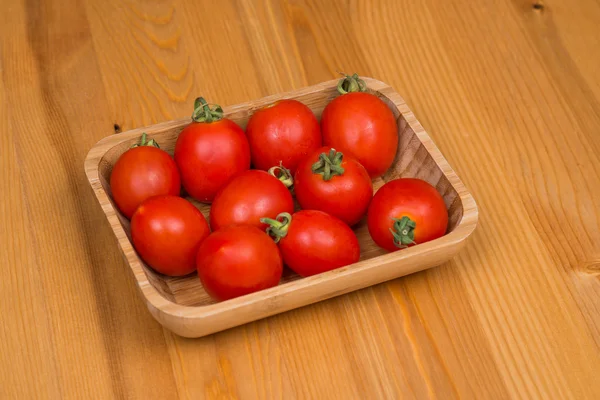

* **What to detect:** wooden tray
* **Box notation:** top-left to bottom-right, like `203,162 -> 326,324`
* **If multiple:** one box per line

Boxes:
85,78 -> 478,338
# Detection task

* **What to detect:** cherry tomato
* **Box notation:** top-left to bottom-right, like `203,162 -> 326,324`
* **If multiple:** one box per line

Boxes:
131,196 -> 210,276
294,147 -> 372,226
196,225 -> 283,301
110,133 -> 180,219
367,178 -> 448,252
210,170 -> 294,232
321,74 -> 398,178
262,211 -> 360,277
174,97 -> 250,203
246,99 -> 321,174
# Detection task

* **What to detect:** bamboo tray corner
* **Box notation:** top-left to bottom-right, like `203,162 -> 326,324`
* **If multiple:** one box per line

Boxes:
84,77 -> 478,338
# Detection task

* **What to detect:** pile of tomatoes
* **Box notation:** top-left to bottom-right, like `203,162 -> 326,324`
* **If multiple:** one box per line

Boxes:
109,74 -> 449,302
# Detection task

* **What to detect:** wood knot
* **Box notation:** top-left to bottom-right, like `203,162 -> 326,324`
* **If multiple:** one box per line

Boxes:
114,123 -> 122,133
579,260 -> 600,277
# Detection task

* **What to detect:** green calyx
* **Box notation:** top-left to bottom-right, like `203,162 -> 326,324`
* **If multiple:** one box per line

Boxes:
311,148 -> 345,181
390,216 -> 417,248
268,162 -> 294,190
260,212 -> 292,243
191,97 -> 224,123
337,72 -> 367,95
130,132 -> 160,149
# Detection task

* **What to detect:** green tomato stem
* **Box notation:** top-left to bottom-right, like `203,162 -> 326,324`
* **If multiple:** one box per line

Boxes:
191,97 -> 224,123
336,72 -> 367,95
311,148 -> 345,181
260,212 -> 292,243
130,132 -> 160,149
268,162 -> 294,191
389,216 -> 417,248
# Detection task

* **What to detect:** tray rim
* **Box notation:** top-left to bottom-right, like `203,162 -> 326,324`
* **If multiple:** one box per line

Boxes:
84,77 -> 478,337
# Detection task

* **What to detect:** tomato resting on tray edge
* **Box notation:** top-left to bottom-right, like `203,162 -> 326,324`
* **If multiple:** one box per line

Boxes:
245,99 -> 322,174
174,97 -> 250,203
367,178 -> 448,252
110,133 -> 181,219
321,73 -> 398,179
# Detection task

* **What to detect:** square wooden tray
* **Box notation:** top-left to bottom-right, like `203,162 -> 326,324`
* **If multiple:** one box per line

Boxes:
85,78 -> 478,338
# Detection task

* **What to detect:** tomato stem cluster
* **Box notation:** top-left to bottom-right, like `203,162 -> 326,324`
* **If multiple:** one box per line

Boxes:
131,132 -> 160,149
268,162 -> 294,190
192,97 -> 224,123
390,216 -> 417,248
311,148 -> 345,181
337,73 -> 367,95
261,212 -> 292,243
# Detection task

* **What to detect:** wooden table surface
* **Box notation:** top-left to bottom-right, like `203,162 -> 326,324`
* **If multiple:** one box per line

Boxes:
2,0 -> 600,398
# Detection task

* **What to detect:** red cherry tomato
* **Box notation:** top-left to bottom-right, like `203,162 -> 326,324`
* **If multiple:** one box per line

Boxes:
196,225 -> 283,301
246,99 -> 321,174
131,196 -> 210,276
174,97 -> 250,203
110,133 -> 180,219
210,170 -> 294,232
321,74 -> 398,178
294,147 -> 373,226
367,178 -> 448,252
262,211 -> 360,277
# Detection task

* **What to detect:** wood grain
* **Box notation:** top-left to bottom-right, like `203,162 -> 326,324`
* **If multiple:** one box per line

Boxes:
1,0 -> 600,398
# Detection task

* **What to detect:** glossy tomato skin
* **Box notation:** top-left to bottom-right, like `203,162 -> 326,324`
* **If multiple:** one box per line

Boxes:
294,147 -> 373,226
110,146 -> 180,219
246,99 -> 321,174
210,170 -> 294,232
278,210 -> 360,277
367,178 -> 448,252
196,225 -> 283,301
174,119 -> 250,203
321,92 -> 398,178
131,196 -> 210,276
